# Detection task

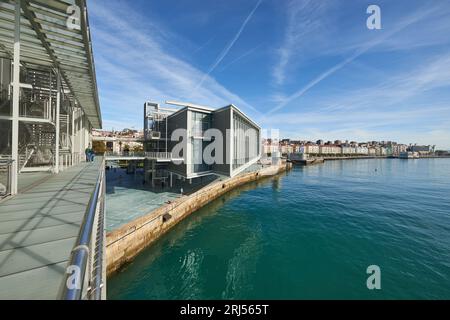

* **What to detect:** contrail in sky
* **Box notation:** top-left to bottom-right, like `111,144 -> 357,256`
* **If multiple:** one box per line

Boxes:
194,0 -> 263,92
218,43 -> 264,72
265,4 -> 438,116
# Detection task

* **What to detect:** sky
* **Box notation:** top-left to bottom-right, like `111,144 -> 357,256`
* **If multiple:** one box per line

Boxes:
88,0 -> 450,149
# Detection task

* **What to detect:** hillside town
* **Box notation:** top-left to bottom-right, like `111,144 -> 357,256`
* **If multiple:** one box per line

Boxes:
263,139 -> 438,157
91,128 -> 440,158
92,128 -> 144,154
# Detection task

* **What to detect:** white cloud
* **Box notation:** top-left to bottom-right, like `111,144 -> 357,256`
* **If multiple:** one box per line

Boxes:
259,54 -> 450,148
89,0 -> 258,130
194,0 -> 263,91
268,3 -> 443,115
272,0 -> 331,86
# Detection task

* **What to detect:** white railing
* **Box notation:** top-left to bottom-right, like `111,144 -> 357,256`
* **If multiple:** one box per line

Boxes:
56,152 -> 82,171
103,151 -> 174,160
104,151 -> 145,158
145,152 -> 172,160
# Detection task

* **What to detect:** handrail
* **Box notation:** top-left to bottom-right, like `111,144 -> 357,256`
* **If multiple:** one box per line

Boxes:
61,158 -> 105,300
90,165 -> 106,300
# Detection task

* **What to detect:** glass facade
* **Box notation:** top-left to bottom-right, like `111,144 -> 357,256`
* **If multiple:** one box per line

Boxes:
0,58 -> 11,117
232,112 -> 259,171
190,111 -> 212,173
190,111 -> 211,136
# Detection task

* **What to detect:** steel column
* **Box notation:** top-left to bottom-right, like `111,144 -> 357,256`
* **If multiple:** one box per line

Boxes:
72,107 -> 75,165
55,69 -> 61,173
11,0 -> 21,195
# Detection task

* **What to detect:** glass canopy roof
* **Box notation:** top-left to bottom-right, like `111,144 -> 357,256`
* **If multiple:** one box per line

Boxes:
0,0 -> 101,128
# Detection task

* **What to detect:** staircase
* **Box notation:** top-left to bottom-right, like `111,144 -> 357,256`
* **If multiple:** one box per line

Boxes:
18,145 -> 35,173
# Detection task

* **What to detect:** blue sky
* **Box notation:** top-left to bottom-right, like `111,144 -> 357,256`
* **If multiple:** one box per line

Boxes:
89,0 -> 450,149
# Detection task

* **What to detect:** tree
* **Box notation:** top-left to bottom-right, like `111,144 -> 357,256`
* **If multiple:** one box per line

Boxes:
92,140 -> 106,154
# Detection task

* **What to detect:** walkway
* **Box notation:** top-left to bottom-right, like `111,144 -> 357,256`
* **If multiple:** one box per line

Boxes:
0,159 -> 103,299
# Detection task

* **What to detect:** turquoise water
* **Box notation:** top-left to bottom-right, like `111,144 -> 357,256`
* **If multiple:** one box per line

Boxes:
108,159 -> 450,299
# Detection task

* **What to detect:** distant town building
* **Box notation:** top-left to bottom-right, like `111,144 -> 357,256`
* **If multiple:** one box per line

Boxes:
408,145 -> 435,155
270,138 -> 434,158
320,145 -> 341,155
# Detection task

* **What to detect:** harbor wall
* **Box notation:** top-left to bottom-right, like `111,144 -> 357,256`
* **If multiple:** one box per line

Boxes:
106,162 -> 292,276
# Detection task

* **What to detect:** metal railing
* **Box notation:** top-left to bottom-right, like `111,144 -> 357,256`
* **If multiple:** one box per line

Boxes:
104,151 -> 145,158
0,159 -> 13,199
145,151 -> 172,160
103,151 -> 175,160
61,158 -> 106,300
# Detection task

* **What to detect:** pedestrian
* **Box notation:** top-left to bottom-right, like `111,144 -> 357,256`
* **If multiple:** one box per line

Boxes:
85,147 -> 90,162
89,149 -> 95,162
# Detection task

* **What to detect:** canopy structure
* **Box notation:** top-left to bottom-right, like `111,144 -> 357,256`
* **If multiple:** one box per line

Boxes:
0,0 -> 101,128
0,0 -> 102,196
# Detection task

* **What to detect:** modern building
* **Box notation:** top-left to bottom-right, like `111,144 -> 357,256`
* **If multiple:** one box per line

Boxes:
143,101 -> 261,186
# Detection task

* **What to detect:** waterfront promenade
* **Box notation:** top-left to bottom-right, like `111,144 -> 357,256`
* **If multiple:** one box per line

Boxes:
0,159 -> 103,299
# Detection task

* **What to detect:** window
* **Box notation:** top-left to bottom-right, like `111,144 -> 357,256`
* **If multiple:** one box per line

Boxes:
232,113 -> 259,170
190,111 -> 211,137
